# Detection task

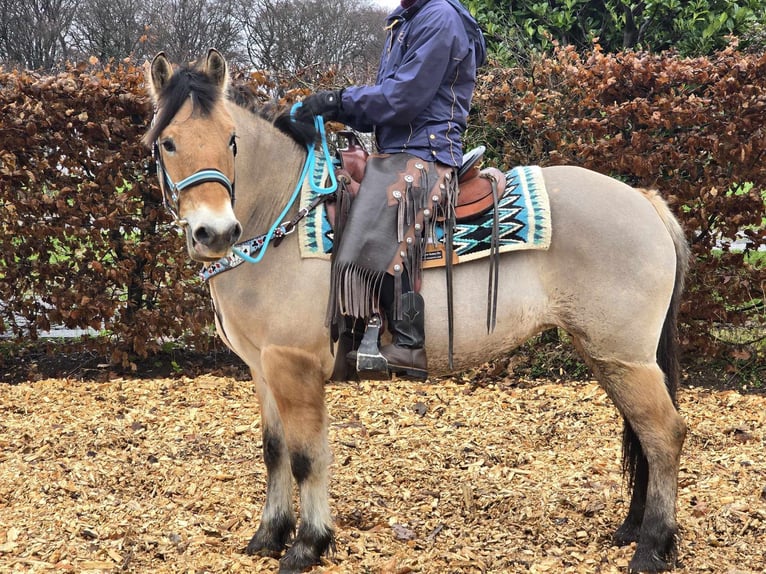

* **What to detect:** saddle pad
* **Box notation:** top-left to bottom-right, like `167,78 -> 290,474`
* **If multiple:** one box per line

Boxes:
299,165 -> 552,263
298,154 -> 334,260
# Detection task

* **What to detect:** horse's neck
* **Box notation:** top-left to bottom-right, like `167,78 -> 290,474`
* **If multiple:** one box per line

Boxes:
229,104 -> 307,236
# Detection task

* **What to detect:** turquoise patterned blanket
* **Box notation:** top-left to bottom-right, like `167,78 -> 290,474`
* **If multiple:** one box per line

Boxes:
299,164 -> 551,263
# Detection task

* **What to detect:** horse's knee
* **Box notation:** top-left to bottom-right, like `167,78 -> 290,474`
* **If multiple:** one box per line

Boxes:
261,346 -> 328,475
263,428 -> 285,470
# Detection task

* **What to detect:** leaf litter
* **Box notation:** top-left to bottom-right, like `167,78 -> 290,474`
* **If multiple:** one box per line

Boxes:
0,375 -> 763,573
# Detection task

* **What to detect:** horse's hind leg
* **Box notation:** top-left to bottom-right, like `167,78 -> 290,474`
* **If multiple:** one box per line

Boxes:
260,345 -> 334,573
245,377 -> 296,557
592,358 -> 686,573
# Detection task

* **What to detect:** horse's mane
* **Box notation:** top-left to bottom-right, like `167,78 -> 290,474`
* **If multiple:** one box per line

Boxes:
228,83 -> 317,148
145,65 -> 316,149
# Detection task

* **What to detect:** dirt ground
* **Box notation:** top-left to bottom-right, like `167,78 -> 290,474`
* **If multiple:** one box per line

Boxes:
0,369 -> 764,573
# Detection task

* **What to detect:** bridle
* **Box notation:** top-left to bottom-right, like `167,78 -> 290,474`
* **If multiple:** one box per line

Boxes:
152,137 -> 237,227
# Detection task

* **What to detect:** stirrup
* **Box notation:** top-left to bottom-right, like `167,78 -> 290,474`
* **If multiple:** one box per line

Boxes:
353,315 -> 390,380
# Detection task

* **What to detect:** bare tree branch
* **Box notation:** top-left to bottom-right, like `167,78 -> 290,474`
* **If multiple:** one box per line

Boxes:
238,0 -> 386,80
0,0 -> 79,69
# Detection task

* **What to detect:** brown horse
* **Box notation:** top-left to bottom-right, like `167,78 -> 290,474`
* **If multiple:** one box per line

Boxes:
144,49 -> 689,574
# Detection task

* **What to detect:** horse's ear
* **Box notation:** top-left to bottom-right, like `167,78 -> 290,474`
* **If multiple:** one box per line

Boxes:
147,52 -> 173,103
204,48 -> 229,92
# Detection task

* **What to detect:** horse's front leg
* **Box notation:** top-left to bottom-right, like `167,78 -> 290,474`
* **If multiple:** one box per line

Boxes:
260,345 -> 334,573
245,374 -> 296,558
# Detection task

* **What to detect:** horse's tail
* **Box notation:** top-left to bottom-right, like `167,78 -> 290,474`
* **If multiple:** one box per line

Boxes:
623,189 -> 690,487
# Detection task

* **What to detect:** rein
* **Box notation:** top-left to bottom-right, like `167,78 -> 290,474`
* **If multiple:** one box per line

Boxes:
230,106 -> 337,265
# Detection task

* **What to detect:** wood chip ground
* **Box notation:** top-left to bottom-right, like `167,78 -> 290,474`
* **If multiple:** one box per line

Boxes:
0,375 -> 764,573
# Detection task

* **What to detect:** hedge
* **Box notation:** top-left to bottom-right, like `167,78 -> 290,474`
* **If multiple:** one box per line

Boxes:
1,49 -> 763,367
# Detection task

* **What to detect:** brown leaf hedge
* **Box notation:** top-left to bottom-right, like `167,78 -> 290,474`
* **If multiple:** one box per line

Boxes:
1,49 -> 764,366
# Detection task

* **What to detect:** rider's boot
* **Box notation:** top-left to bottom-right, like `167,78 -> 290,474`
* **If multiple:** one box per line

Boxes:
379,291 -> 428,380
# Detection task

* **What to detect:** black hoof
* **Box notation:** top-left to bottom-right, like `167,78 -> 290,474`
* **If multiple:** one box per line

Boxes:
628,534 -> 677,573
278,541 -> 321,574
614,520 -> 641,546
628,549 -> 673,573
278,525 -> 335,574
244,516 -> 295,557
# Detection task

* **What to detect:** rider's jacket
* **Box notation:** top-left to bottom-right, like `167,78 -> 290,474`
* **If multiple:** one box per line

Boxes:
337,0 -> 486,168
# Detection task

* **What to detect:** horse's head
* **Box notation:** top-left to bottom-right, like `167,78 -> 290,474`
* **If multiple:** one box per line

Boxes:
144,49 -> 242,262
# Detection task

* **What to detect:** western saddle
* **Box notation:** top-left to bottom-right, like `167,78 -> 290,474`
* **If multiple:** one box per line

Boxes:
333,131 -> 506,223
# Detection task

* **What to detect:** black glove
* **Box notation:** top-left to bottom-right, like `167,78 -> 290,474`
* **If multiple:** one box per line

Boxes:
296,90 -> 343,123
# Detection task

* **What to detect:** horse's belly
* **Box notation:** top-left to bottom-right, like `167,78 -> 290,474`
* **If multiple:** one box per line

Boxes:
420,252 -> 549,376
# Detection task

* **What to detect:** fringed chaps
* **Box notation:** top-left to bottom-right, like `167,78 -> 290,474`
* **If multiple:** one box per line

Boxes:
327,153 -> 456,330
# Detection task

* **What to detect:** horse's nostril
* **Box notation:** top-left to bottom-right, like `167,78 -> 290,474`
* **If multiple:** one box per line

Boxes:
193,226 -> 212,246
229,222 -> 242,243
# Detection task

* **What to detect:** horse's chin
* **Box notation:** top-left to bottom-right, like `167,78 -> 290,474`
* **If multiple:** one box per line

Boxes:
189,251 -> 224,263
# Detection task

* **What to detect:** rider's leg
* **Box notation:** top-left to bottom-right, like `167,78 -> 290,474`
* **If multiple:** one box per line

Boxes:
378,272 -> 428,380
331,316 -> 366,381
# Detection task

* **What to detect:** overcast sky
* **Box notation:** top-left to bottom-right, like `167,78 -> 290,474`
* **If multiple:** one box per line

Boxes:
374,0 -> 401,10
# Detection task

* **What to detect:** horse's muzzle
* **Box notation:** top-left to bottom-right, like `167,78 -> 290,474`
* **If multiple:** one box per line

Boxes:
186,219 -> 242,261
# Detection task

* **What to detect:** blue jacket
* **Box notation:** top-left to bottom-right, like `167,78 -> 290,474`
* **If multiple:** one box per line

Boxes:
338,0 -> 485,167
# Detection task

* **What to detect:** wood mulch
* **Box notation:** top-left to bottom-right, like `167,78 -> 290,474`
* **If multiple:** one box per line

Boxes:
0,373 -> 764,573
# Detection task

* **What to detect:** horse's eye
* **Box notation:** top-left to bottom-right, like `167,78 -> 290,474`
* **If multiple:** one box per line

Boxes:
162,139 -> 176,153
229,134 -> 238,156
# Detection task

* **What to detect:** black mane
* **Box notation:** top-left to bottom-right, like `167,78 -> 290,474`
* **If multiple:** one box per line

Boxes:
229,83 -> 317,149
145,65 -> 317,149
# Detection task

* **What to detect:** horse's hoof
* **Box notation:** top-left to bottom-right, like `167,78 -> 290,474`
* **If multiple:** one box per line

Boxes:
613,521 -> 641,546
243,538 -> 284,558
243,543 -> 281,559
628,547 -> 674,573
244,518 -> 295,557
278,525 -> 335,573
278,541 -> 321,574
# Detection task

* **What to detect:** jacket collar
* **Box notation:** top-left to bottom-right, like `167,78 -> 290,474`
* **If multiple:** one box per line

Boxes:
387,0 -> 430,24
